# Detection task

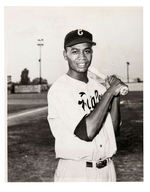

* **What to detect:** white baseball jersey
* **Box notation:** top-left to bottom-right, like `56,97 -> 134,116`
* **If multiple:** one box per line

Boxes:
47,73 -> 117,161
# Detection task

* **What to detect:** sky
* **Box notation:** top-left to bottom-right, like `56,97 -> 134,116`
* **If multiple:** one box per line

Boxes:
5,6 -> 143,84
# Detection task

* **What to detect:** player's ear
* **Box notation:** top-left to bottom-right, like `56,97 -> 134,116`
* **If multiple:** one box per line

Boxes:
63,49 -> 68,61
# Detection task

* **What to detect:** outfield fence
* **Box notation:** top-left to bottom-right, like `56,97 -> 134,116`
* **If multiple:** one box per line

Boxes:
127,83 -> 143,91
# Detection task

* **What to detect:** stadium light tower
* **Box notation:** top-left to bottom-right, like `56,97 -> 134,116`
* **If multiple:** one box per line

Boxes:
126,62 -> 130,83
37,39 -> 44,84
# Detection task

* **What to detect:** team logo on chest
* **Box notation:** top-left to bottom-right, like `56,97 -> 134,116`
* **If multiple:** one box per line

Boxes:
78,90 -> 102,112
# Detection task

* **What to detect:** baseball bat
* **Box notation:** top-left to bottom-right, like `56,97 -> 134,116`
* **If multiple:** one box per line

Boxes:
88,66 -> 128,96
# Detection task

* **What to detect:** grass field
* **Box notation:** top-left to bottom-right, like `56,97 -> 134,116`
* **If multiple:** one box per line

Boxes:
115,91 -> 143,181
8,93 -> 47,114
7,91 -> 143,182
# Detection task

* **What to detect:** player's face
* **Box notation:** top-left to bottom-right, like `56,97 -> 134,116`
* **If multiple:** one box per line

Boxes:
63,43 -> 93,74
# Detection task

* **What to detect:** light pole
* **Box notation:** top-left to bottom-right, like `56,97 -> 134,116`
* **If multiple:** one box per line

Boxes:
126,62 -> 130,83
37,39 -> 44,84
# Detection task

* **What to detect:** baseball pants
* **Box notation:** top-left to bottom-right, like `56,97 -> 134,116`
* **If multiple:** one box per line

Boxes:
54,158 -> 116,182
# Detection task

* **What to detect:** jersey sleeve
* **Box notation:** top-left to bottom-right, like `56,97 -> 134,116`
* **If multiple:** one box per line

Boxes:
47,85 -> 87,134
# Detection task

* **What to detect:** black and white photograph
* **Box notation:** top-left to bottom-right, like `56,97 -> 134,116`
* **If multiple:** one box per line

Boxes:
5,6 -> 143,183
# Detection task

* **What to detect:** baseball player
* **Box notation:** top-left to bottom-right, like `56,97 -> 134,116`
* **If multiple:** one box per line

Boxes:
47,29 -> 122,182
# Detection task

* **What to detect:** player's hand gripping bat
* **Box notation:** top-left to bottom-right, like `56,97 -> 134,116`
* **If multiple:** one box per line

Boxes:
88,66 -> 129,96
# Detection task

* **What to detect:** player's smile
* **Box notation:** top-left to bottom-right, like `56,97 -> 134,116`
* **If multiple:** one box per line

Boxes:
77,61 -> 89,69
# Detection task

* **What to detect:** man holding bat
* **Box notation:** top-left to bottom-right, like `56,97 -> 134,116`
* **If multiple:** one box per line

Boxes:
47,29 -> 128,181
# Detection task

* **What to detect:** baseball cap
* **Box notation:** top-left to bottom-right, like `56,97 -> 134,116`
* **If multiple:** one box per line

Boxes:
64,29 -> 96,48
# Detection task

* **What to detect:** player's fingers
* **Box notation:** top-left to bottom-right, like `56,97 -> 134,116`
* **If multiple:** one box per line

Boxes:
114,84 -> 123,96
111,79 -> 122,87
109,75 -> 121,85
105,76 -> 111,89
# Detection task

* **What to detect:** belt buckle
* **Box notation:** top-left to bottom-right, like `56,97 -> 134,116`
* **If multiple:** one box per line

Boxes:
96,159 -> 107,169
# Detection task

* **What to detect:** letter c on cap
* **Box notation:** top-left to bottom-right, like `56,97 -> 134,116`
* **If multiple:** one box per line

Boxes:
77,29 -> 83,36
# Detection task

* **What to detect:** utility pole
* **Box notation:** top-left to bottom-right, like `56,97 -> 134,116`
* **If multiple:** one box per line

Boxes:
37,39 -> 44,84
126,62 -> 130,83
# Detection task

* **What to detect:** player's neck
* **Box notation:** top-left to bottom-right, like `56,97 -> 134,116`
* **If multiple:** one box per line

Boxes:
67,70 -> 88,83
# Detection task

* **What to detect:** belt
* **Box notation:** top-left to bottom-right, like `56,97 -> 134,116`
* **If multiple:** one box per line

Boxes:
86,157 -> 112,169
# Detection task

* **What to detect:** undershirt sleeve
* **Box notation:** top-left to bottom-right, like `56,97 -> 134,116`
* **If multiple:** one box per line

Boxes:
74,115 -> 91,141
